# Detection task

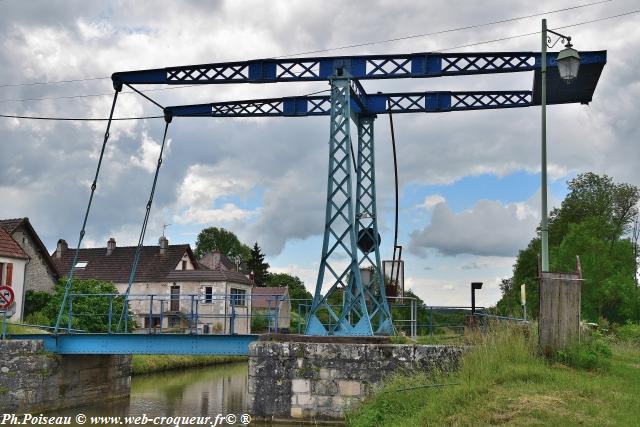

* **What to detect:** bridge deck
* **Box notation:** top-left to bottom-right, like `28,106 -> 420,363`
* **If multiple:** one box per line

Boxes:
8,334 -> 259,356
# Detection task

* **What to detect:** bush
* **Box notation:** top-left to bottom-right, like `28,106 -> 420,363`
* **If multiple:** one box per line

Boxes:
24,291 -> 49,317
251,314 -> 269,332
24,311 -> 51,327
555,332 -> 612,371
39,278 -> 135,332
616,322 -> 640,345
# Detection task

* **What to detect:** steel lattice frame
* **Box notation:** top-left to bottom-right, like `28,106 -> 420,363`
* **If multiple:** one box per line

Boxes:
354,115 -> 394,334
53,49 -> 603,338
305,76 -> 373,336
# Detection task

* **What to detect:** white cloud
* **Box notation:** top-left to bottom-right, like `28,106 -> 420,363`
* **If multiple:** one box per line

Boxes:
409,198 -> 539,257
172,164 -> 257,225
418,194 -> 446,211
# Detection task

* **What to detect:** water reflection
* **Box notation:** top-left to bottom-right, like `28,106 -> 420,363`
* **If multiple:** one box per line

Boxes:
49,363 -> 249,424
131,363 -> 248,415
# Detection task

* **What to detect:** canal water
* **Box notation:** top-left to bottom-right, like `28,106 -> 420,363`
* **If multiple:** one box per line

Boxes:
50,362 -> 340,426
48,362 -> 248,424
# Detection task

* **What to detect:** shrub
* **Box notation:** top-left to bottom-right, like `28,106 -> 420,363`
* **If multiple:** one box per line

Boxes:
251,314 -> 269,332
616,322 -> 640,345
24,291 -> 49,316
555,332 -> 612,371
24,311 -> 51,327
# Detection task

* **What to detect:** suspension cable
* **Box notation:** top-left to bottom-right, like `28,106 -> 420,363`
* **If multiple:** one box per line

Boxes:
117,112 -> 172,331
388,111 -> 402,294
54,89 -> 121,332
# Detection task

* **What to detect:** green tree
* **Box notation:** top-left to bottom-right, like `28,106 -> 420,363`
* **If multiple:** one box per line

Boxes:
34,279 -> 135,332
194,227 -> 251,262
265,272 -> 313,313
247,242 -> 270,286
496,173 -> 640,322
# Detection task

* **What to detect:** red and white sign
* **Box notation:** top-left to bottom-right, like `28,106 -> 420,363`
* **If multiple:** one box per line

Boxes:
0,286 -> 14,310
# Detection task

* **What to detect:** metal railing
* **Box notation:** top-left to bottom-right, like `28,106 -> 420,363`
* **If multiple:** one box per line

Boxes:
54,292 -> 300,335
2,291 -> 528,339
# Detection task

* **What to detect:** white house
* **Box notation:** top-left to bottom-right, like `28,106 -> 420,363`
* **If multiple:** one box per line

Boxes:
0,227 -> 29,321
52,236 -> 253,333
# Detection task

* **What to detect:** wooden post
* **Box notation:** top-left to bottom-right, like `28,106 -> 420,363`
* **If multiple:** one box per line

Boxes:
538,256 -> 583,356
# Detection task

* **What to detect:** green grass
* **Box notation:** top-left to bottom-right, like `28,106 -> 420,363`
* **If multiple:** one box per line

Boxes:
347,324 -> 640,427
131,354 -> 247,375
5,322 -> 50,334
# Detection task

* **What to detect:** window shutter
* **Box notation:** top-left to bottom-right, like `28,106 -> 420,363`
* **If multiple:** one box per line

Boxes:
6,263 -> 13,287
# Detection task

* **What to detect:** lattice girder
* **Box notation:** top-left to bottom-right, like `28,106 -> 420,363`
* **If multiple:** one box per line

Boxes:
354,115 -> 394,335
306,76 -> 373,336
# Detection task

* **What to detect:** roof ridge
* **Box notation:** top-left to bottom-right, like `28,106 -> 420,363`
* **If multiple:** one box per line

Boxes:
63,243 -> 190,251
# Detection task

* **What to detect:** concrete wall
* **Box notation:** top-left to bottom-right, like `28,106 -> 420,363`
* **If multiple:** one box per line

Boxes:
11,228 -> 57,294
248,340 -> 464,421
0,340 -> 131,412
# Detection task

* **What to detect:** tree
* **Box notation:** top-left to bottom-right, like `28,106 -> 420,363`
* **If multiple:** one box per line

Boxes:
265,272 -> 312,312
31,279 -> 135,332
496,173 -> 640,322
247,242 -> 270,286
194,227 -> 251,262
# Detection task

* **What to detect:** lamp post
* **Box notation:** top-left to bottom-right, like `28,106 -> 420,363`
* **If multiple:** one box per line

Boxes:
540,19 -> 581,272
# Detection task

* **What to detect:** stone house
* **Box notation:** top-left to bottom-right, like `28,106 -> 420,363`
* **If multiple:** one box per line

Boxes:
0,218 -> 59,294
52,236 -> 252,334
199,250 -> 238,271
251,286 -> 291,332
0,227 -> 29,321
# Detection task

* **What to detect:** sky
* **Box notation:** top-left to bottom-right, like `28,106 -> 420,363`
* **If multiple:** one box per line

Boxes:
0,0 -> 639,308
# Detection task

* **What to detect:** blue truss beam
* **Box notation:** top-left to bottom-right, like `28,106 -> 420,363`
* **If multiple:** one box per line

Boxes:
9,334 -> 259,355
166,90 -> 533,117
112,51 -> 605,85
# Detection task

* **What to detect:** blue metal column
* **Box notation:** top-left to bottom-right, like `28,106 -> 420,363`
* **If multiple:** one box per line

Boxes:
306,74 -> 373,336
355,115 -> 394,335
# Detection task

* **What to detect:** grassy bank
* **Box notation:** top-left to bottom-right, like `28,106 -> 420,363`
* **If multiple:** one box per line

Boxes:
5,322 -> 49,334
347,324 -> 640,426
132,354 -> 248,375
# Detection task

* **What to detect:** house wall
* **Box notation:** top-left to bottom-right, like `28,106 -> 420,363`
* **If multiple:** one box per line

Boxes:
278,300 -> 291,330
0,256 -> 27,321
174,253 -> 195,270
11,228 -> 57,293
113,281 -> 252,334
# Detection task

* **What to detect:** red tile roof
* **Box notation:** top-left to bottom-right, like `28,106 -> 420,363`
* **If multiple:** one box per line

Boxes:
0,217 -> 59,278
52,244 -> 197,283
0,227 -> 28,260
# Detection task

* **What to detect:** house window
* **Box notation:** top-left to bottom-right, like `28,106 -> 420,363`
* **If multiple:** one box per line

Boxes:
0,263 -> 13,287
205,286 -> 213,303
75,261 -> 88,268
230,288 -> 246,307
144,315 -> 161,329
182,260 -> 187,270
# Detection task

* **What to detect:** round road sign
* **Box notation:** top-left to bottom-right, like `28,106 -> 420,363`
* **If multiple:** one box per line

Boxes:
0,286 -> 15,310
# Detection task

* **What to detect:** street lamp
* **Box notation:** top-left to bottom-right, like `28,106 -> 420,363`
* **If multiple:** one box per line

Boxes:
540,19 -> 579,272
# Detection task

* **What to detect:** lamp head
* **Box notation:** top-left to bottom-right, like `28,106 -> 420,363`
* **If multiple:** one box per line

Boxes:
556,39 -> 580,84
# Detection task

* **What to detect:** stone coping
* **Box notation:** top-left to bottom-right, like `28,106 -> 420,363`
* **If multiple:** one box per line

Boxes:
258,333 -> 391,344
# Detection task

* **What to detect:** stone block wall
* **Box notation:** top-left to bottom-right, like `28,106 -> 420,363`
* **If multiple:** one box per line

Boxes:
0,340 -> 131,412
248,341 -> 464,420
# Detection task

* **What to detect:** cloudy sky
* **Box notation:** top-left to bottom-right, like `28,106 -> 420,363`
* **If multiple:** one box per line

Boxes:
1,0 -> 638,307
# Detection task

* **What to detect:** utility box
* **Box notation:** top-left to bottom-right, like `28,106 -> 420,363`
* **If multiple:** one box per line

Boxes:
538,257 -> 583,356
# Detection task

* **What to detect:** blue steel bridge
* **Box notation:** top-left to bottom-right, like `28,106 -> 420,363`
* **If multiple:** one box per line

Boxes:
4,47 -> 606,354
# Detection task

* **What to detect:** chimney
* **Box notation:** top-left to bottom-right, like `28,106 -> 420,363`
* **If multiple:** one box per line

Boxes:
159,236 -> 169,255
56,239 -> 68,259
106,237 -> 116,255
